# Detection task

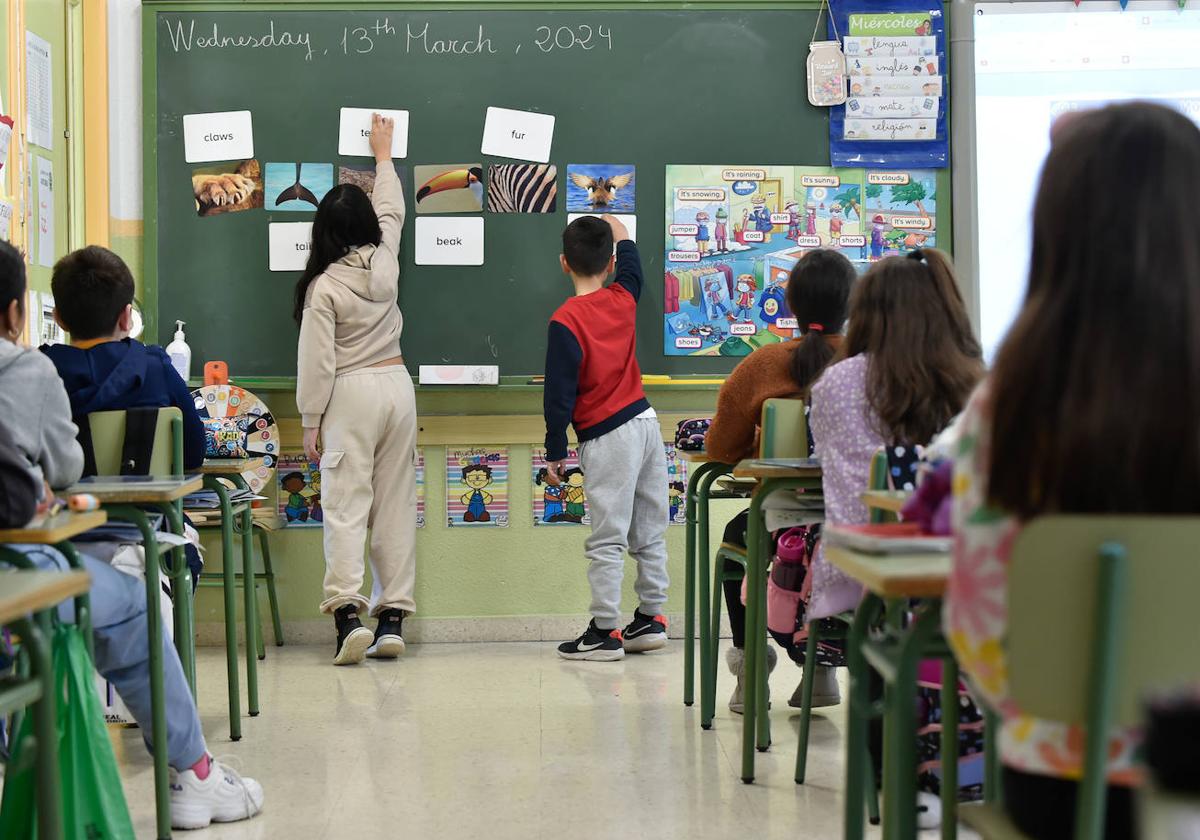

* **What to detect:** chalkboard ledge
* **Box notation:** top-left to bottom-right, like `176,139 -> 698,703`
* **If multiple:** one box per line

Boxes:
188,375 -> 725,393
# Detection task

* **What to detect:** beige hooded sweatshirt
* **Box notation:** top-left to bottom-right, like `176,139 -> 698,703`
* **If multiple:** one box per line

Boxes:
296,161 -> 406,428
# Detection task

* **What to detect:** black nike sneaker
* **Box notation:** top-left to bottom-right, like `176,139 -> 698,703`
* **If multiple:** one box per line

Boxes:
366,608 -> 407,659
622,611 -> 669,653
332,604 -> 373,666
557,621 -> 625,661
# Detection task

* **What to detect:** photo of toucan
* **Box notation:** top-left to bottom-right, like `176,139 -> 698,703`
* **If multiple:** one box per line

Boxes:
414,164 -> 485,214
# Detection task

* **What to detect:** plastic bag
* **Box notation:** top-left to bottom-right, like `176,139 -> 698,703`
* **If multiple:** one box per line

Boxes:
0,623 -> 135,838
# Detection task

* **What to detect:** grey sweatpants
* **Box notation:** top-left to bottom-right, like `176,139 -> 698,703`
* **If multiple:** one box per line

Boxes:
578,416 -> 670,629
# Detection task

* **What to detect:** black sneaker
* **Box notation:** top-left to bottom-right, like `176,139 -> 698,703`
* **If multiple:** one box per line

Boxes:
557,621 -> 625,661
623,611 -> 669,653
366,608 -> 407,659
332,604 -> 373,666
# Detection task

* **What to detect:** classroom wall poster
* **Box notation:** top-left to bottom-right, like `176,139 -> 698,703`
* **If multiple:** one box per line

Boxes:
24,32 -> 52,150
277,454 -> 322,528
37,291 -> 63,345
446,447 -> 509,527
35,156 -> 53,267
531,447 -> 588,526
665,443 -> 688,525
663,164 -> 936,356
415,448 -> 425,529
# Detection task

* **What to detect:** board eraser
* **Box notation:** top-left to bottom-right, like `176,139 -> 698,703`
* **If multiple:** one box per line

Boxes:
418,365 -> 499,386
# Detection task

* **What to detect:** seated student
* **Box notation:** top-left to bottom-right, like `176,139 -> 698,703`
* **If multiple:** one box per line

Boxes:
808,248 -> 983,619
41,245 -> 206,583
0,241 -> 264,829
946,101 -> 1200,840
705,249 -> 855,713
808,248 -> 985,818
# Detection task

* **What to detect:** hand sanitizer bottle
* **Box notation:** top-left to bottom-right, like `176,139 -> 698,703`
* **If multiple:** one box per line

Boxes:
166,320 -> 192,383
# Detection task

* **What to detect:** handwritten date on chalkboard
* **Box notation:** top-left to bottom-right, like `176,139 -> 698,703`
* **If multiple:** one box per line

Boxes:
163,18 -> 614,61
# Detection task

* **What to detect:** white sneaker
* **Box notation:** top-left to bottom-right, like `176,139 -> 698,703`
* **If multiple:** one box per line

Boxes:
170,756 -> 264,830
916,791 -> 942,830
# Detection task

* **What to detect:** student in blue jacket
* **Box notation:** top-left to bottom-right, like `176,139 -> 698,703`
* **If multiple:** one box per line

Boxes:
41,247 -> 206,470
41,246 -> 207,583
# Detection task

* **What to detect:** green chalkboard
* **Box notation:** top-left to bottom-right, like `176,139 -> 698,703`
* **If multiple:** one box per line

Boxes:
146,1 -> 828,377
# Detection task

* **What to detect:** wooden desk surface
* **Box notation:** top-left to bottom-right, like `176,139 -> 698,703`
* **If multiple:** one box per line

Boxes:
861,490 -> 912,514
200,458 -> 266,475
0,510 -> 107,545
825,544 -> 950,599
0,570 -> 91,625
732,459 -> 822,480
66,475 -> 204,503
679,450 -> 719,464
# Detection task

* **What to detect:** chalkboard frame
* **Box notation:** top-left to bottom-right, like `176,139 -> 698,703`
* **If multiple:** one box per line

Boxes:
142,0 -> 951,381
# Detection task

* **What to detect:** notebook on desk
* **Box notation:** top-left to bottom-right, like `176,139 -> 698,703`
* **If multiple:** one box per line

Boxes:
748,457 -> 822,470
823,522 -> 951,554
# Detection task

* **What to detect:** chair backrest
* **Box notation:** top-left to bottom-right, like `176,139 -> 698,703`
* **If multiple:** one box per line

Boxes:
867,449 -> 895,524
1009,515 -> 1200,728
759,398 -> 807,459
87,408 -> 184,477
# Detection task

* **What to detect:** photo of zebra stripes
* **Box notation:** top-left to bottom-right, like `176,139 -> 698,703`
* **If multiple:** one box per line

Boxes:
486,164 -> 558,214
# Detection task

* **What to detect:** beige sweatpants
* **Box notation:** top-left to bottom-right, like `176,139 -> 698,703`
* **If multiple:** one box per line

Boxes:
317,365 -> 417,617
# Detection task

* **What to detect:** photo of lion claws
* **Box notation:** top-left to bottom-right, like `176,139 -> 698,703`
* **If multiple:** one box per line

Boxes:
191,159 -> 264,217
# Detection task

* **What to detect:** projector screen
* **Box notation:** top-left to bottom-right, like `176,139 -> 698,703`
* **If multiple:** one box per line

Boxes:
966,1 -> 1200,360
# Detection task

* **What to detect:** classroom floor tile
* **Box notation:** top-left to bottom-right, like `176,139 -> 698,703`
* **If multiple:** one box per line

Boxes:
114,642 -> 977,839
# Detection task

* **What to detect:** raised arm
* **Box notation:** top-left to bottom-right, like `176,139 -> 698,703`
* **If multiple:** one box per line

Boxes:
369,113 -> 406,258
603,215 -> 642,301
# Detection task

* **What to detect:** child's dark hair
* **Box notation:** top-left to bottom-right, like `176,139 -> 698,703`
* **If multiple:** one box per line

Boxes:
562,467 -> 584,480
786,249 -> 856,393
281,472 -> 306,489
534,467 -> 549,486
50,246 -> 135,340
562,216 -> 613,277
989,102 -> 1200,517
462,463 -> 493,481
293,184 -> 382,325
0,241 -> 26,318
670,481 -> 685,492
843,248 -> 983,445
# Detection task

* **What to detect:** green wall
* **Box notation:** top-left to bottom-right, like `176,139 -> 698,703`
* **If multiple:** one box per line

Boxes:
191,386 -> 736,630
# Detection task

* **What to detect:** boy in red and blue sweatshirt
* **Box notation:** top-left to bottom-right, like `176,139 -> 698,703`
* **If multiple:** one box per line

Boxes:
543,215 -> 669,661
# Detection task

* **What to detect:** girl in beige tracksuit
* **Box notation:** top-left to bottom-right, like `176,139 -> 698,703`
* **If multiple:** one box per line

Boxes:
294,114 -> 416,666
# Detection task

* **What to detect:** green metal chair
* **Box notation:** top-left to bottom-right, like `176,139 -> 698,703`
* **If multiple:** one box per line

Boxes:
87,408 -> 194,683
705,399 -> 811,721
961,515 -> 1200,840
793,449 -> 884,825
197,515 -> 285,655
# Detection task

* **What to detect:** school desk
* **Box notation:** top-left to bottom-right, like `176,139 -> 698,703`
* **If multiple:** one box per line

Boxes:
195,458 -> 267,741
677,450 -> 739,716
0,510 -> 107,654
861,490 -> 913,516
825,544 -> 958,840
66,474 -> 202,840
0,569 -> 91,840
728,459 -> 823,783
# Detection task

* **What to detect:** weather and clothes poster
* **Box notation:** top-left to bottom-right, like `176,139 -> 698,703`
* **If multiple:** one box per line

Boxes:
277,454 -> 322,528
663,165 -> 936,356
446,447 -> 509,527
532,447 -> 588,526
